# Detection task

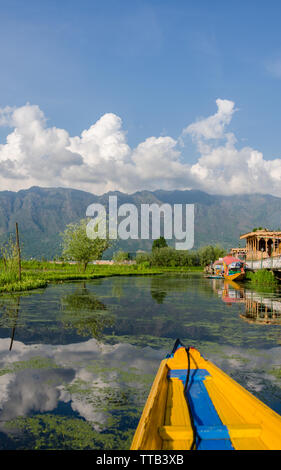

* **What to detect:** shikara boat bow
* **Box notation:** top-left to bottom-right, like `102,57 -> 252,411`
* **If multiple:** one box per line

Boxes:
131,340 -> 281,450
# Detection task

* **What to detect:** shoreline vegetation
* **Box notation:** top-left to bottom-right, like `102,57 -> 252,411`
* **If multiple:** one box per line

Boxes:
0,260 -> 203,294
0,241 -> 226,294
1,258 -> 280,294
0,221 -> 226,293
1,225 -> 279,294
0,220 -> 226,294
245,269 -> 279,286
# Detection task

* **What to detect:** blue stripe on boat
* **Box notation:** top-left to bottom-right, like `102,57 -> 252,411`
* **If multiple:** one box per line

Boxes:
168,369 -> 234,450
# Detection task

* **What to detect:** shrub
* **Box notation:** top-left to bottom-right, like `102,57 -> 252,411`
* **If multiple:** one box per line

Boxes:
136,252 -> 152,266
113,250 -> 130,262
247,269 -> 278,286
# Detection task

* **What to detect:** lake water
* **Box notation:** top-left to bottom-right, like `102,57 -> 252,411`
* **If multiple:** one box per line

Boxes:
0,273 -> 280,449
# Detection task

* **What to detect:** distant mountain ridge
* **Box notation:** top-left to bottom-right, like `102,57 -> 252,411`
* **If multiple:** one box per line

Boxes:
0,186 -> 281,258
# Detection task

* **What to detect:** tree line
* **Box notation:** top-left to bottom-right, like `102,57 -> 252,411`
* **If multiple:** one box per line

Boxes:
135,243 -> 226,267
0,220 -> 227,276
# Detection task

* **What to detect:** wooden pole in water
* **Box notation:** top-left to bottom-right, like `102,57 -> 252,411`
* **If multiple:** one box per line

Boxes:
9,296 -> 20,351
15,222 -> 21,281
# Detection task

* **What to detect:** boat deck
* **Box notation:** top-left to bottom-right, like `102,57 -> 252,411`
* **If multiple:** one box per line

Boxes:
131,344 -> 281,450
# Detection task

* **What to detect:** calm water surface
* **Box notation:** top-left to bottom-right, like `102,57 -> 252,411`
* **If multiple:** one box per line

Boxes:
0,273 -> 280,449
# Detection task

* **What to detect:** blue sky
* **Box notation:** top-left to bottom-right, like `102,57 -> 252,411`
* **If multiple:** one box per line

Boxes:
0,0 -> 281,195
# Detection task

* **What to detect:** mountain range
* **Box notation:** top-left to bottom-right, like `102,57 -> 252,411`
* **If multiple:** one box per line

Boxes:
0,186 -> 280,259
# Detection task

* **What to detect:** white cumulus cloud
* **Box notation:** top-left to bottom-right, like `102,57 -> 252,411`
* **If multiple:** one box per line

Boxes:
0,99 -> 281,196
183,98 -> 236,141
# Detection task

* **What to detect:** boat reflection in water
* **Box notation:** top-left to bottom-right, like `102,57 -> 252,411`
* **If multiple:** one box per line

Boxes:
211,279 -> 281,325
217,280 -> 245,305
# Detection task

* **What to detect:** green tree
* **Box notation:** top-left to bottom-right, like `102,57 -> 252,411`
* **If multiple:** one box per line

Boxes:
61,219 -> 110,272
197,244 -> 226,266
113,250 -> 130,262
152,236 -> 168,251
213,244 -> 227,261
150,247 -> 177,266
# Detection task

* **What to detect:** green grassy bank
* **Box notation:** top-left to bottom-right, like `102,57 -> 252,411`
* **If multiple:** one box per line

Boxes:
0,260 -> 203,293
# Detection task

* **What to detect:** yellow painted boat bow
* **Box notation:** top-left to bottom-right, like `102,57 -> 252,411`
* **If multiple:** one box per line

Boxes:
131,340 -> 281,450
224,272 -> 246,282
